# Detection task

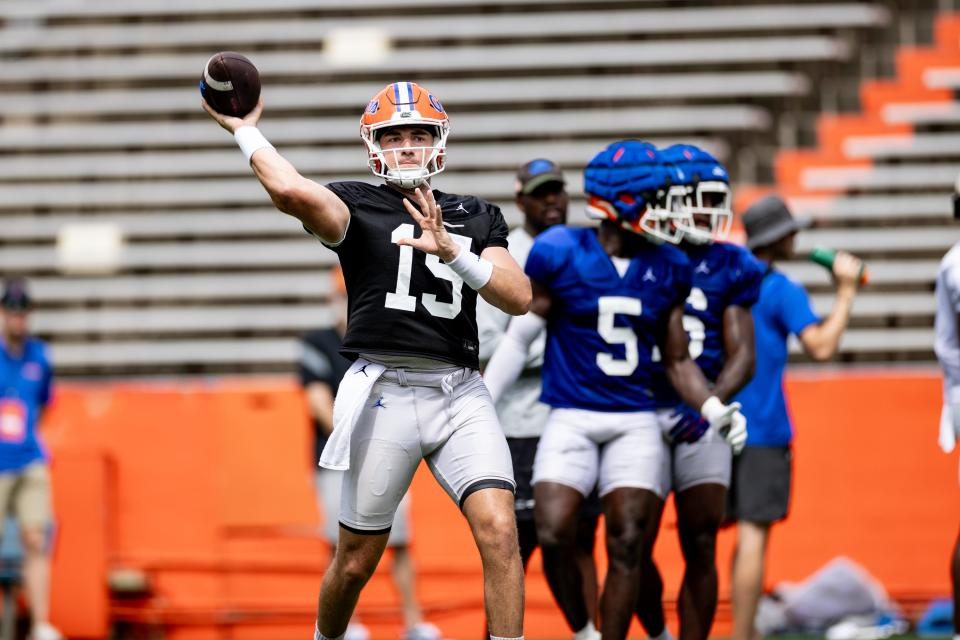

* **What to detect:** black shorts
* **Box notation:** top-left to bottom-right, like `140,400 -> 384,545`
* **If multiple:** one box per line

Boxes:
507,436 -> 602,522
726,445 -> 792,525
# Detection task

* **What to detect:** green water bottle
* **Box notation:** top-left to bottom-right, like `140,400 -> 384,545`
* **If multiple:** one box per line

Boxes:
809,246 -> 868,285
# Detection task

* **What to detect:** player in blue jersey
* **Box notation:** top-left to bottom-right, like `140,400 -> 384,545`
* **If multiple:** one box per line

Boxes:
633,145 -> 763,640
484,141 -> 746,640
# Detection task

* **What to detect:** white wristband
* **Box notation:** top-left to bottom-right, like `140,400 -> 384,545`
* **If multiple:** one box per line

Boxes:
446,247 -> 494,290
699,395 -> 727,424
234,126 -> 274,164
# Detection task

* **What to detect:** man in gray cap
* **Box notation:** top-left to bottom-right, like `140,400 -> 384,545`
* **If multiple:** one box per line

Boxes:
728,195 -> 862,640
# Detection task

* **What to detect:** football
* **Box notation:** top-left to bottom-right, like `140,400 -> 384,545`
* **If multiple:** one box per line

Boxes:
200,51 -> 261,118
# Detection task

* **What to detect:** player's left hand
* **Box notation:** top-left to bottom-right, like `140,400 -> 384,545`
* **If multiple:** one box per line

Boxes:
700,395 -> 747,454
663,405 -> 711,444
719,410 -> 748,454
399,185 -> 460,262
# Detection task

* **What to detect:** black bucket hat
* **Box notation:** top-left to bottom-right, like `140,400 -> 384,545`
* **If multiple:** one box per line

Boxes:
742,195 -> 812,249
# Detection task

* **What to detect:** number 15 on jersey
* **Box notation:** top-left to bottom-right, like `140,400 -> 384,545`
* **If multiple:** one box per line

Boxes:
384,223 -> 474,320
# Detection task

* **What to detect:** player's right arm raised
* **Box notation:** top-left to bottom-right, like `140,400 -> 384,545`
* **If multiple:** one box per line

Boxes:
798,251 -> 861,361
202,98 -> 350,244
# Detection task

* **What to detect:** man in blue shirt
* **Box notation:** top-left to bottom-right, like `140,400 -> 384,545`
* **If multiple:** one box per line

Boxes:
0,278 -> 61,640
730,196 -> 862,640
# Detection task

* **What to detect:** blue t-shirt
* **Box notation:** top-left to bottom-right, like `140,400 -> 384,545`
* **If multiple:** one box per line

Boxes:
0,338 -> 52,472
734,268 -> 819,446
525,225 -> 692,411
652,241 -> 765,407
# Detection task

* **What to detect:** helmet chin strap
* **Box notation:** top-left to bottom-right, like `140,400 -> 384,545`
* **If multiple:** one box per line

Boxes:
640,228 -> 667,244
385,168 -> 429,189
377,142 -> 444,190
683,228 -> 713,244
640,209 -> 684,244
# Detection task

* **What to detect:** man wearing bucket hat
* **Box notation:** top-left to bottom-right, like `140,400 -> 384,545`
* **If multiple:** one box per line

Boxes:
728,195 -> 863,640
0,278 -> 62,640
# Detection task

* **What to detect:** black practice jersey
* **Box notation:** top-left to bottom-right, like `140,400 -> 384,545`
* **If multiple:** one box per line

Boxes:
322,181 -> 509,369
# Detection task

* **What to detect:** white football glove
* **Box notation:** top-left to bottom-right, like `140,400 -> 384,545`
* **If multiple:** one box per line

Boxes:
939,402 -> 960,453
939,404 -> 956,453
939,386 -> 960,453
721,410 -> 748,454
700,395 -> 748,454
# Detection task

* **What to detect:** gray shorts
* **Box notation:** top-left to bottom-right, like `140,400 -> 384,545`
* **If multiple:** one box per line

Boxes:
316,469 -> 410,546
338,368 -> 515,534
533,408 -> 666,498
656,410 -> 732,494
726,445 -> 792,524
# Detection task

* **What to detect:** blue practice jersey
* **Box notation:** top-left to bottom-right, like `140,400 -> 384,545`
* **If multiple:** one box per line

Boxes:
0,337 -> 52,472
735,268 -> 819,446
652,241 -> 764,407
525,225 -> 692,412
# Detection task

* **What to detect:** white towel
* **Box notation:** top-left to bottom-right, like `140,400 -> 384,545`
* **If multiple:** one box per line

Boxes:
319,357 -> 385,471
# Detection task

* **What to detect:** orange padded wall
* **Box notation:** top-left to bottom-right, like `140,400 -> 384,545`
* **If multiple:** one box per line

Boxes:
42,371 -> 957,639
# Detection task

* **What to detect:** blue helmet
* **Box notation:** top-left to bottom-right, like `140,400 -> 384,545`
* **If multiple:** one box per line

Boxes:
657,144 -> 733,244
583,140 -> 677,240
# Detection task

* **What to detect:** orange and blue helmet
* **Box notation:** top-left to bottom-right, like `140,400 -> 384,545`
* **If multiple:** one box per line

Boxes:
583,140 -> 680,242
658,144 -> 732,244
359,81 -> 450,189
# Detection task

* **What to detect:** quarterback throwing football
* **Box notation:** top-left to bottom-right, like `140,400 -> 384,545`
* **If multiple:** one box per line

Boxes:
203,82 -> 531,640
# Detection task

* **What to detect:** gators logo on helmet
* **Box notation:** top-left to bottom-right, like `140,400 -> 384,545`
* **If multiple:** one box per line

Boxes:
359,82 -> 450,189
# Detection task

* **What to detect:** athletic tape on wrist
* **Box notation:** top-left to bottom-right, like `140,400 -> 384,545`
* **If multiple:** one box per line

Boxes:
699,395 -> 725,423
446,247 -> 494,290
234,126 -> 274,164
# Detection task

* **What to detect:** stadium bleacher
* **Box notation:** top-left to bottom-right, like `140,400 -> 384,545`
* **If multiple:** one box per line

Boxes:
0,0 -> 951,375
769,6 -> 960,362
